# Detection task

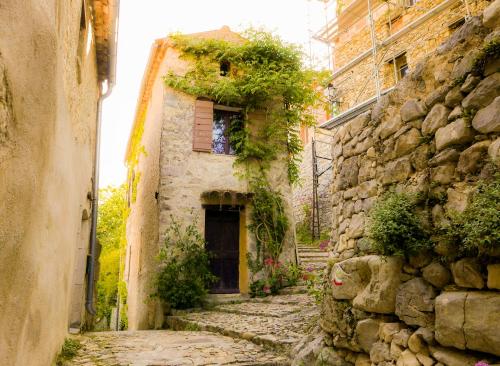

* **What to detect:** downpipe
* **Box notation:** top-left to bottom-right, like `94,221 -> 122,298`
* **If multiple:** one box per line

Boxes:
85,0 -> 120,315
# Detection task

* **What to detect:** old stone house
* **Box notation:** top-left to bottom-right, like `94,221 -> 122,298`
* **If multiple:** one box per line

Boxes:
0,1 -> 118,365
124,27 -> 296,330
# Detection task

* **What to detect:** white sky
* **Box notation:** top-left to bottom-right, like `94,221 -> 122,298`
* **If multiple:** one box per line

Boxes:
99,0 -> 331,187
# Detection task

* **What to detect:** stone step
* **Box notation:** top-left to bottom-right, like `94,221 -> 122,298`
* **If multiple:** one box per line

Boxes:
298,252 -> 329,258
300,258 -> 328,265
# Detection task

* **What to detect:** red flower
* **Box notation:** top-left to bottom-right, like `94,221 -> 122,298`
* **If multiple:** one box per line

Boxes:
263,286 -> 271,294
264,258 -> 274,266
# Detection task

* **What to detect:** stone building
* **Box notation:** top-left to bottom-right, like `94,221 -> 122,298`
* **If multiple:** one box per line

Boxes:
124,27 -> 296,330
293,3 -> 500,364
0,1 -> 118,365
315,0 -> 490,127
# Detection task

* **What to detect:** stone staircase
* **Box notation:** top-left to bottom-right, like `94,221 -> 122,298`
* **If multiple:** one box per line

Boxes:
297,245 -> 330,274
166,293 -> 318,362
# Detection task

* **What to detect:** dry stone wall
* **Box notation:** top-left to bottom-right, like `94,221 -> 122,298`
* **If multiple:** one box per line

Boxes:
294,5 -> 500,365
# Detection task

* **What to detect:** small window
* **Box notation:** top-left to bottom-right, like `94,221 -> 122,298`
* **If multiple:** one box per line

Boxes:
212,110 -> 240,155
220,61 -> 230,76
448,18 -> 465,30
396,54 -> 409,80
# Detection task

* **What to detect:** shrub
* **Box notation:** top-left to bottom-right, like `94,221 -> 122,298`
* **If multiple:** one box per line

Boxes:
154,216 -> 217,309
56,338 -> 81,364
367,191 -> 431,257
443,175 -> 500,256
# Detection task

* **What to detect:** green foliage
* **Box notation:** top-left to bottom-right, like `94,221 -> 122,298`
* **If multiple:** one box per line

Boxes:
304,270 -> 327,304
367,191 -> 431,257
249,178 -> 288,261
56,338 -> 81,364
285,263 -> 303,287
96,184 -> 128,328
442,175 -> 500,256
163,29 -> 329,184
154,216 -> 217,309
471,38 -> 500,75
248,259 -> 302,297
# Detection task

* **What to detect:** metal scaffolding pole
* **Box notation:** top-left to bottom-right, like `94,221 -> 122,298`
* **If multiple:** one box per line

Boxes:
367,0 -> 382,100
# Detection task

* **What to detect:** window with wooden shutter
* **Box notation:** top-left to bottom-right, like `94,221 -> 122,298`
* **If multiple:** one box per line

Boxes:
193,100 -> 213,152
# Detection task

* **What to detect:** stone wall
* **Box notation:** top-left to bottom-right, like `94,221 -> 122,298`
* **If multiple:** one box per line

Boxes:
294,6 -> 500,365
0,1 -> 103,365
331,0 -> 490,113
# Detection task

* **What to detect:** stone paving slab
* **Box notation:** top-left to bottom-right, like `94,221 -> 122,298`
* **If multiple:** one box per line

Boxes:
66,330 -> 289,366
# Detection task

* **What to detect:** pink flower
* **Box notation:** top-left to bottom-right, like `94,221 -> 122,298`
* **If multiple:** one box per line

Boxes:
475,362 -> 489,366
264,258 -> 274,266
263,286 -> 271,294
306,266 -> 314,272
319,240 -> 329,251
302,274 -> 310,281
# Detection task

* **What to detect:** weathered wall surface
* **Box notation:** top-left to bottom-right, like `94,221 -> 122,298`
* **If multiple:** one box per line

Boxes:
127,44 -> 296,330
293,129 -> 333,236
0,1 -> 100,365
331,0 -> 490,113
294,7 -> 500,365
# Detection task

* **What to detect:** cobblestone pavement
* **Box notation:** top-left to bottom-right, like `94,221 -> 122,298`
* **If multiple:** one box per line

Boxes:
167,293 -> 318,353
67,331 -> 290,366
67,292 -> 318,365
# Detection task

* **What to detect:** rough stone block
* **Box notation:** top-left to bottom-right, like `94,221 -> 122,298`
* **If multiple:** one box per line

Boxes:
487,263 -> 500,289
356,318 -> 383,353
435,118 -> 475,151
395,278 -> 437,327
401,100 -> 428,122
489,137 -> 500,166
370,342 -> 391,363
472,96 -> 500,133
445,183 -> 474,213
379,323 -> 405,343
431,164 -> 456,184
460,74 -> 481,93
429,345 -> 478,366
457,140 -> 491,175
397,349 -> 421,366
444,86 -> 464,108
422,104 -> 450,136
464,291 -> 500,356
462,72 -> 500,110
347,256 -> 403,314
451,258 -> 484,289
422,262 -> 451,288
337,157 -> 359,190
395,128 -> 422,157
428,148 -> 459,167
382,157 -> 413,185
483,0 -> 500,28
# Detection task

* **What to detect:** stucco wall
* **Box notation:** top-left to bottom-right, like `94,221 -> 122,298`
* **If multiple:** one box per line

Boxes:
0,1 -> 100,365
126,43 -> 296,330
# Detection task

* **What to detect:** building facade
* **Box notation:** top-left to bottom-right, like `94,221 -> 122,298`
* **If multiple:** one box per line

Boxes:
0,1 -> 118,365
125,27 -> 296,330
315,0 -> 490,127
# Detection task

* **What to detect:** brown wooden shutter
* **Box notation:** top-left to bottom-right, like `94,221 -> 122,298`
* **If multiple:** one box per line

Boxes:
193,100 -> 213,152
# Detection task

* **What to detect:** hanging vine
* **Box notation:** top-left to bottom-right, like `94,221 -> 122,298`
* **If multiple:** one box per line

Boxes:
163,29 -> 329,269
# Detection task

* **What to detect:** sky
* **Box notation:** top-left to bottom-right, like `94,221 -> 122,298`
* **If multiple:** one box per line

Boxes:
99,0 -> 332,187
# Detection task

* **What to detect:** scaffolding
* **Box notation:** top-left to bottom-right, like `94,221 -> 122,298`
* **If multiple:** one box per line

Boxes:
312,0 -> 476,120
311,129 -> 333,240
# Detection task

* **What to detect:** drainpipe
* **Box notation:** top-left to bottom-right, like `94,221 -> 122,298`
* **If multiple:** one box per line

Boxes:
85,0 -> 120,316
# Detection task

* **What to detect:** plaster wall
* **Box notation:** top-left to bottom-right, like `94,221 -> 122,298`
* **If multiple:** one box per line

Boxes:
0,1 -> 100,364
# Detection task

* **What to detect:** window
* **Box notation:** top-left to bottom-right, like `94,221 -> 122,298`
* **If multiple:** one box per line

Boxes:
220,61 -> 230,76
396,53 -> 409,80
212,110 -> 240,155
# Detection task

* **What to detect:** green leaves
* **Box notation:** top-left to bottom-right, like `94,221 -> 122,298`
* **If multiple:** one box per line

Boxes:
163,29 -> 330,186
155,216 -> 217,309
442,174 -> 500,257
367,191 -> 431,257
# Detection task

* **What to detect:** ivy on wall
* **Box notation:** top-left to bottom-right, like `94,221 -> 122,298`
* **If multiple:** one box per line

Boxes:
163,30 -> 328,268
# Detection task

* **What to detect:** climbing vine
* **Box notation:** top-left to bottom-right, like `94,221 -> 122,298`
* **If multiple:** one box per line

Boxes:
163,29 -> 328,278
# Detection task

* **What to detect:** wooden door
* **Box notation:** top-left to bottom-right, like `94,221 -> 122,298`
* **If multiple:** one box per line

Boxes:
205,208 -> 240,293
